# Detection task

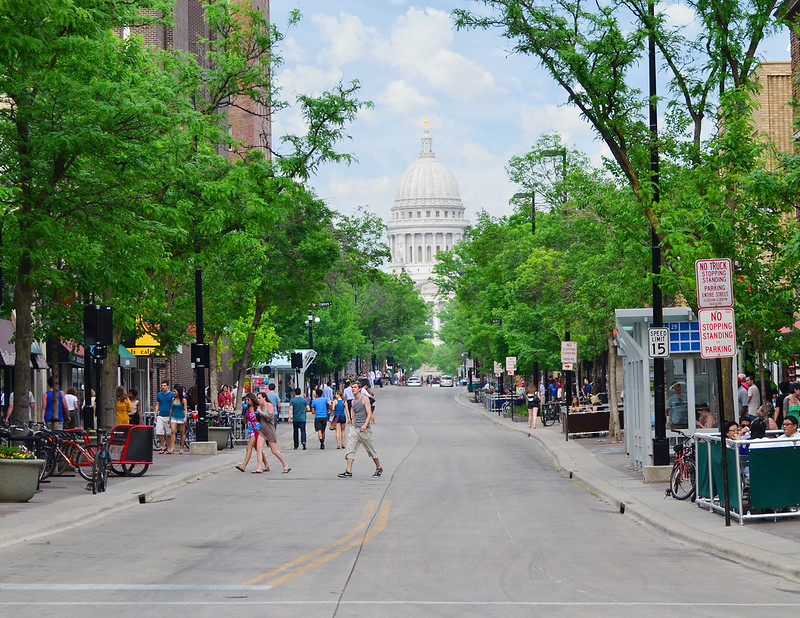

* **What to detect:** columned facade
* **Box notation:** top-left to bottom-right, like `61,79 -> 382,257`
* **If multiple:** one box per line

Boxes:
386,128 -> 469,340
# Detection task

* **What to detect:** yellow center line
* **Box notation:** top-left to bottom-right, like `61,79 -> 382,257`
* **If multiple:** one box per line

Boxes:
243,500 -> 378,586
263,501 -> 391,587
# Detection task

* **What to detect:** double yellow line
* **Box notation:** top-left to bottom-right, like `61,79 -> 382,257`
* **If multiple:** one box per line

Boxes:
244,500 -> 391,587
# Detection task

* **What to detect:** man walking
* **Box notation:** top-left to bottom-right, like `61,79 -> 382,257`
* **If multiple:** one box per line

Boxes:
338,381 -> 382,478
266,382 -> 281,428
310,388 -> 330,449
745,376 -> 760,420
42,377 -> 69,430
289,387 -> 308,450
155,380 -> 173,454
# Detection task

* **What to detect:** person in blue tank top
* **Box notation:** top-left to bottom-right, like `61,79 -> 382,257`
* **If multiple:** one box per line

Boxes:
169,384 -> 187,454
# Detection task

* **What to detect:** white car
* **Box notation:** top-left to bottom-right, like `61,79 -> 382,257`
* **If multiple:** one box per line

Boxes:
440,375 -> 454,387
407,376 -> 422,387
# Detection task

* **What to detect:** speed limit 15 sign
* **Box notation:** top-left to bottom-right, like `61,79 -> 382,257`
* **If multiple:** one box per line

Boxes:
648,327 -> 670,358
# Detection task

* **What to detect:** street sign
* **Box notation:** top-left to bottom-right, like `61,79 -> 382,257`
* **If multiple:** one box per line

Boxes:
698,308 -> 737,358
314,301 -> 333,307
562,363 -> 573,371
494,361 -> 503,375
695,258 -> 733,309
648,327 -> 670,358
505,356 -> 517,372
561,341 -> 577,365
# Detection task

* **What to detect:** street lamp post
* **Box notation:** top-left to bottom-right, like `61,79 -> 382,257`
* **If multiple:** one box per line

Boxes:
305,312 -> 320,388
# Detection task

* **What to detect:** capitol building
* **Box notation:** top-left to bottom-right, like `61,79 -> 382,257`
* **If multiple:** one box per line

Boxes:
386,125 -> 469,338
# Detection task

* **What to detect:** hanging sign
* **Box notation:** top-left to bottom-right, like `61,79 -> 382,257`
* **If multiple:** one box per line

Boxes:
698,308 -> 737,358
695,258 -> 733,309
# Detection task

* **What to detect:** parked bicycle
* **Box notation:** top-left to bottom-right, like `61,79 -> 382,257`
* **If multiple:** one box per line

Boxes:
91,429 -> 112,494
668,430 -> 696,501
541,402 -> 561,427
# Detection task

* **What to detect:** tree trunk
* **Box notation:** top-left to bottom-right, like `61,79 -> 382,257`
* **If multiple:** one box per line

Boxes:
607,330 -> 621,442
100,344 -> 119,429
233,299 -> 264,411
13,254 -> 35,424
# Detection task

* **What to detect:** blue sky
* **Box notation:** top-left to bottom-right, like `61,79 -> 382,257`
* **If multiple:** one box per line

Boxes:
269,1 -> 791,223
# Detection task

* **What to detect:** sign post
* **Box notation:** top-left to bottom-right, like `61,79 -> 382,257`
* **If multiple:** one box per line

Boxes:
696,258 -> 735,526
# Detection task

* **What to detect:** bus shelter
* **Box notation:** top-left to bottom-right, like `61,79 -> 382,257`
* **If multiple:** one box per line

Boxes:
615,307 -> 734,471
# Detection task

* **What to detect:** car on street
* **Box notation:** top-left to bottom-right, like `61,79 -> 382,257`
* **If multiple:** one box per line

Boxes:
407,376 -> 422,387
440,375 -> 454,387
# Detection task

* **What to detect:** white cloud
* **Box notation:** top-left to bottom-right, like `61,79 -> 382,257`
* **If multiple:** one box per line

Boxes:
311,13 -> 378,67
662,2 -> 701,37
274,65 -> 344,98
375,80 -> 437,117
323,173 -> 396,217
372,7 -> 503,101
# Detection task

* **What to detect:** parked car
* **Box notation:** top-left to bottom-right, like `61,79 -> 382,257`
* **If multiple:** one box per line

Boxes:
407,376 -> 422,387
440,375 -> 454,387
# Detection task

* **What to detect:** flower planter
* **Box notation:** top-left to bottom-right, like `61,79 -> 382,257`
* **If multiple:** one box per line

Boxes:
207,426 -> 232,450
0,458 -> 44,502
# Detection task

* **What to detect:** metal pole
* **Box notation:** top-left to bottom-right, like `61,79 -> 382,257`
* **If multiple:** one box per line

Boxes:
649,0 -> 669,466
716,357 -> 731,526
194,266 -> 208,443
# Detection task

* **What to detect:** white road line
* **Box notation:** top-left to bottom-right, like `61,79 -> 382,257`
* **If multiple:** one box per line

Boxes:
0,584 -> 272,591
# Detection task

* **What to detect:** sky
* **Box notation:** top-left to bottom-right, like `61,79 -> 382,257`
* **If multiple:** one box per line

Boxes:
268,1 -> 792,224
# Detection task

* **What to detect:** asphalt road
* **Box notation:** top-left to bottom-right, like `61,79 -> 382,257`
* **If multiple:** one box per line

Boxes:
2,385 -> 800,617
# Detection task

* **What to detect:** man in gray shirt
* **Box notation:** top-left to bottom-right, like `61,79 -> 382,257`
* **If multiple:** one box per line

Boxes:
338,382 -> 382,478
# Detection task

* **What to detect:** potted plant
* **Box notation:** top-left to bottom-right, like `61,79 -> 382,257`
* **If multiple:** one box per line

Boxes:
0,444 -> 44,502
205,417 -> 232,451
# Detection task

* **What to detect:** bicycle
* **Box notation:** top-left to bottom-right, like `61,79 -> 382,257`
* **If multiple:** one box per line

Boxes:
91,429 -> 111,494
541,402 -> 561,427
668,431 -> 696,501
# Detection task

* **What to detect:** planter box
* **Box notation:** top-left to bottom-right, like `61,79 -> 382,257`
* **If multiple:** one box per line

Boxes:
207,426 -> 232,450
0,459 -> 44,502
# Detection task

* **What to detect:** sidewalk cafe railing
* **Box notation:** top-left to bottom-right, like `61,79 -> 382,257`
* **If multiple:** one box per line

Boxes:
695,432 -> 800,525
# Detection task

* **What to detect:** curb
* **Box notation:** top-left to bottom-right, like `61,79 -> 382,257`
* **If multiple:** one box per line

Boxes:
456,391 -> 800,583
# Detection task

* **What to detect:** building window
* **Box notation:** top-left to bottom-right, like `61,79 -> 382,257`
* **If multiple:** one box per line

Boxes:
426,211 -> 431,218
436,211 -> 439,218
417,211 -> 421,218
444,211 -> 448,218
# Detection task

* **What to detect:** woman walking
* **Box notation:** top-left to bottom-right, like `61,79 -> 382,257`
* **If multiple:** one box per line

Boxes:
128,388 -> 141,425
169,384 -> 187,454
115,386 -> 132,427
526,383 -> 540,430
330,390 -> 347,448
235,393 -> 269,472
254,391 -> 290,474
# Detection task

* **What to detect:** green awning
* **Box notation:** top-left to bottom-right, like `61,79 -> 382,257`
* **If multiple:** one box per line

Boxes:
119,346 -> 136,368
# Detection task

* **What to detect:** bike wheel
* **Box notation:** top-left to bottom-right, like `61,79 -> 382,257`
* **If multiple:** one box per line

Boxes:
110,461 -> 127,476
99,453 -> 109,492
74,447 -> 95,481
121,463 -> 149,477
38,444 -> 55,481
501,401 -> 511,417
542,405 -> 555,427
670,459 -> 696,500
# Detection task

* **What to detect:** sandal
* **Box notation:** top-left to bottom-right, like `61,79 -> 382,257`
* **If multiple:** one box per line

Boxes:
159,448 -> 166,454
235,465 -> 245,472
283,467 -> 291,474
252,469 -> 264,474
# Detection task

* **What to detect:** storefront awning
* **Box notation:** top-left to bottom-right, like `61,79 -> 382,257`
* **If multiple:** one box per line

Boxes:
0,319 -> 15,366
31,342 -> 48,369
58,340 -> 85,367
119,346 -> 136,369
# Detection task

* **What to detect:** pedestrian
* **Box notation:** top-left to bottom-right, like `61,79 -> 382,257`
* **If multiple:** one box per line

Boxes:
322,381 -> 334,400
330,390 -> 348,448
127,388 -> 141,425
235,393 -> 269,472
115,385 -> 132,426
42,376 -> 69,430
289,387 -> 308,450
338,381 -> 382,478
343,379 -> 355,415
64,387 -> 80,429
254,391 -> 290,474
310,387 -> 331,449
5,388 -> 35,425
218,384 -> 233,411
266,382 -> 281,428
745,376 -> 760,420
526,383 -> 540,430
155,380 -> 173,454
169,384 -> 187,454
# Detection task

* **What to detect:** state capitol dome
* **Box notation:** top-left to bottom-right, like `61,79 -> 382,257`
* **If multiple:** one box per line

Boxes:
385,124 -> 469,340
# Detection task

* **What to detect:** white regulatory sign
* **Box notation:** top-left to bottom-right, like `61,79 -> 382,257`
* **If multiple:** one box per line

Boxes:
561,341 -> 577,365
698,308 -> 737,359
505,356 -> 517,372
648,327 -> 670,358
695,258 -> 733,309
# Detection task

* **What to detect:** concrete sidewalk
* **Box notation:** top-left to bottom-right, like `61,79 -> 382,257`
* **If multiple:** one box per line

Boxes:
0,444 -> 244,550
457,390 -> 800,583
